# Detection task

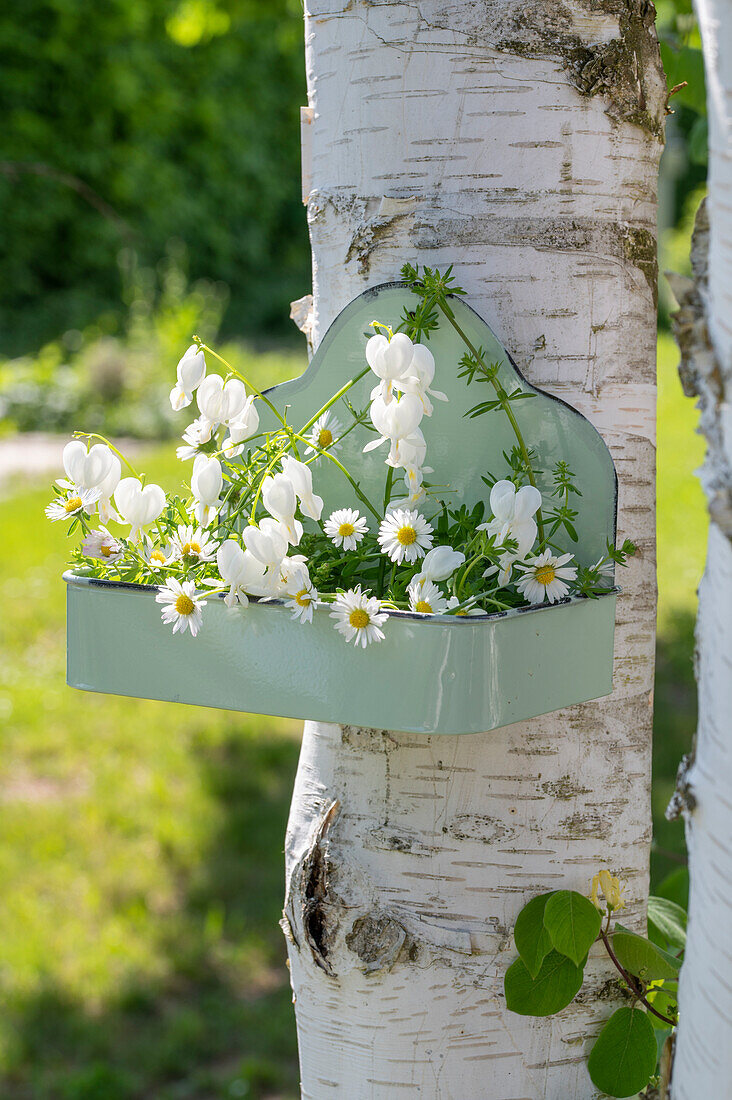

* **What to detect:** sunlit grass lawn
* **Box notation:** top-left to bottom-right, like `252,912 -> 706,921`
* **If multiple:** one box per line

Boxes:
653,331 -> 706,889
0,333 -> 706,1097
1,448 -> 301,1099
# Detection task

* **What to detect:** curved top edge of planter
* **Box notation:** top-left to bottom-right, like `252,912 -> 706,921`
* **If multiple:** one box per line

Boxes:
258,281 -> 618,568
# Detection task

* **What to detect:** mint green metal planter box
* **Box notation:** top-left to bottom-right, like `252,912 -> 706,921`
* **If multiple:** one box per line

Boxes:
65,573 -> 616,736
64,282 -> 620,735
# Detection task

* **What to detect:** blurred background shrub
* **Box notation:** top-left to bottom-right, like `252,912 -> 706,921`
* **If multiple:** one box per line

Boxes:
0,0 -> 309,360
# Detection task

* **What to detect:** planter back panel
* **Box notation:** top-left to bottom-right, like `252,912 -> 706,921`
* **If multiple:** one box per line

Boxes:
257,283 -> 617,567
65,283 -> 620,733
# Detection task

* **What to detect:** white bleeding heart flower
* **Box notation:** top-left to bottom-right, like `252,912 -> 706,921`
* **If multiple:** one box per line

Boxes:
62,440 -> 113,489
412,545 -> 466,587
281,455 -> 323,521
191,454 -> 223,527
366,332 -> 415,404
177,417 -> 214,461
114,477 -> 166,540
262,472 -> 302,545
242,517 -> 289,570
395,343 -> 448,415
60,441 -> 121,522
478,480 -> 543,584
388,428 -> 429,471
216,539 -> 267,607
170,345 -> 206,411
222,396 -> 260,458
196,374 -> 248,426
364,393 -> 425,464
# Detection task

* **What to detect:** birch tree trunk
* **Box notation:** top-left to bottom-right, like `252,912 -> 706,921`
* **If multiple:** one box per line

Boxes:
283,3 -> 666,1096
668,2 -> 732,1094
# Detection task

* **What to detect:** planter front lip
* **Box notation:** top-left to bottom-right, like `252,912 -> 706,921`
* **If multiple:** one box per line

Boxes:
64,571 -> 619,735
62,570 -> 621,627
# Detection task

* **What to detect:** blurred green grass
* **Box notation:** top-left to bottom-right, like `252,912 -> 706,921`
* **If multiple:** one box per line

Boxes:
1,450 -> 301,1099
0,334 -> 706,1097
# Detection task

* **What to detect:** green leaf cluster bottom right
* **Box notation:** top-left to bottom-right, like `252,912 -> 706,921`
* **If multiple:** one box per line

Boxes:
504,889 -> 668,1098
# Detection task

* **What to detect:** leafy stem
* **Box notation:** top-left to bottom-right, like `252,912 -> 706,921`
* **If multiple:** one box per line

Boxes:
598,929 -> 676,1027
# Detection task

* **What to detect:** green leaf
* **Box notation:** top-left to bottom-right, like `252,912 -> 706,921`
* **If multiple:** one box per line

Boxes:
613,930 -> 681,982
504,950 -> 583,1016
514,894 -> 554,979
543,890 -> 601,966
588,1007 -> 657,1098
647,896 -> 687,950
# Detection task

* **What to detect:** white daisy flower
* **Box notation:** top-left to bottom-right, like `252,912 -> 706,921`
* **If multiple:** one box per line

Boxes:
324,508 -> 368,551
45,487 -> 102,522
305,411 -> 344,458
516,550 -> 577,605
81,527 -> 123,562
407,579 -> 448,615
155,578 -> 206,636
285,580 -> 319,624
377,508 -> 433,564
143,539 -> 175,570
172,524 -> 219,566
330,586 -> 388,648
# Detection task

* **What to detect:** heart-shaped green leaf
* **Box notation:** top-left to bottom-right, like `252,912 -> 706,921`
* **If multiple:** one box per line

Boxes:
514,893 -> 554,979
504,950 -> 583,1016
543,890 -> 601,965
613,929 -> 681,982
588,1007 -> 657,1097
647,896 -> 687,950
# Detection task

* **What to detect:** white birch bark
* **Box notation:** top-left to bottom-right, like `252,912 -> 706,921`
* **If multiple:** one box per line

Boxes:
283,3 -> 665,1096
668,1 -> 732,1094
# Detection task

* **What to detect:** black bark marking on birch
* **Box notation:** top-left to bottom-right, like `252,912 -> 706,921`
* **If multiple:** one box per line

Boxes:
282,800 -> 342,975
448,813 -> 517,843
345,913 -> 408,974
541,774 -> 593,799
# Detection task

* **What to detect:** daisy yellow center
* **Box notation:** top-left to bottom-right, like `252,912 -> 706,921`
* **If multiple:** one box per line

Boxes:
318,428 -> 333,448
64,496 -> 82,513
182,541 -> 201,557
415,599 -> 432,614
150,550 -> 166,564
535,564 -> 556,586
175,593 -> 195,616
101,544 -> 114,558
349,608 -> 370,629
338,522 -> 355,538
295,588 -> 312,607
396,525 -> 417,546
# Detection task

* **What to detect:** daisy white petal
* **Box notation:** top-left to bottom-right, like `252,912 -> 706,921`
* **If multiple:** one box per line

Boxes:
330,586 -> 388,648
407,579 -> 448,615
377,508 -> 433,565
515,550 -> 577,605
45,487 -> 102,522
171,524 -> 219,566
155,578 -> 207,636
305,411 -> 344,459
324,508 -> 368,551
